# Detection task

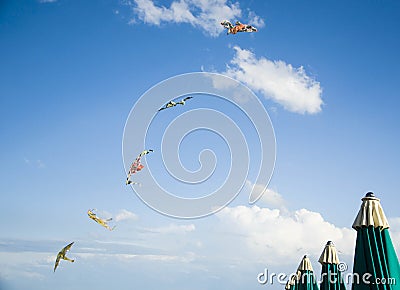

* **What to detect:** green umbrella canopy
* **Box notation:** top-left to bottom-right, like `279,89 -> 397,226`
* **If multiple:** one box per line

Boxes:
352,192 -> 400,290
286,274 -> 298,290
319,241 -> 346,290
290,255 -> 320,290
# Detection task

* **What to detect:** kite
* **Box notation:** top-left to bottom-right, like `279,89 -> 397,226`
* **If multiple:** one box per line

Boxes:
220,20 -> 257,35
158,96 -> 193,111
139,149 -> 153,157
126,149 -> 153,185
87,209 -> 116,231
126,180 -> 141,185
54,242 -> 75,272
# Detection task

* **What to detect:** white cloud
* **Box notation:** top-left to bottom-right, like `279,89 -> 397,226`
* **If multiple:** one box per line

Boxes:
210,73 -> 240,90
215,205 -> 355,265
142,223 -> 196,234
128,0 -> 262,37
223,46 -> 323,114
132,0 -> 191,25
75,251 -> 197,264
0,252 -> 51,281
36,160 -> 45,168
115,209 -> 138,222
24,158 -> 45,169
388,217 -> 400,253
247,10 -> 265,27
259,188 -> 286,209
19,271 -> 45,280
0,250 -> 195,282
389,217 -> 400,228
243,181 -> 286,209
38,0 -> 57,3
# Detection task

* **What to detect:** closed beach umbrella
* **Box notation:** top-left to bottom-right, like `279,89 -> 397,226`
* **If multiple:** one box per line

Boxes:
292,255 -> 320,290
319,241 -> 346,290
352,192 -> 400,290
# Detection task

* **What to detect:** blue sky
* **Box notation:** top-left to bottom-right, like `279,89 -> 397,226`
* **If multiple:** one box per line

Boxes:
1,0 -> 400,289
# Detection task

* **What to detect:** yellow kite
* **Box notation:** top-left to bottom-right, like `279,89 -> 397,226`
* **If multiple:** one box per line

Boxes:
87,209 -> 116,231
